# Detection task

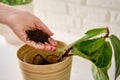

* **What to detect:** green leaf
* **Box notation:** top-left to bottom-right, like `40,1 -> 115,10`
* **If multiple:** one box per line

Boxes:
79,27 -> 107,41
70,27 -> 108,47
0,0 -> 32,5
71,37 -> 105,60
95,42 -> 112,68
72,38 -> 112,68
85,27 -> 108,36
73,37 -> 105,56
15,0 -> 22,5
91,41 -> 112,80
71,47 -> 90,59
56,27 -> 108,53
1,0 -> 9,4
110,35 -> 120,80
92,64 -> 110,80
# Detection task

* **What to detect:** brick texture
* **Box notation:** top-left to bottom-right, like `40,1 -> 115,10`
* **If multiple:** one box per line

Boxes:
110,11 -> 120,24
87,0 -> 120,10
68,4 -> 108,22
33,0 -> 120,37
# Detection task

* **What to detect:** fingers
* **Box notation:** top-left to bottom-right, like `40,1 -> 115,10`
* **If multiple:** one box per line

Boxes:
48,38 -> 57,46
44,42 -> 56,51
25,40 -> 57,51
35,20 -> 53,36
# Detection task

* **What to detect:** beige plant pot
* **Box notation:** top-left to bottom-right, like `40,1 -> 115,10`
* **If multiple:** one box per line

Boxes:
17,41 -> 72,80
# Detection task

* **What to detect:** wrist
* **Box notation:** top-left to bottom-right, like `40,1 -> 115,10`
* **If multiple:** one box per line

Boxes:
0,3 -> 17,24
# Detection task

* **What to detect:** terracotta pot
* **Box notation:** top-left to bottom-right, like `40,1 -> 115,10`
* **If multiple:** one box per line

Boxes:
17,41 -> 72,80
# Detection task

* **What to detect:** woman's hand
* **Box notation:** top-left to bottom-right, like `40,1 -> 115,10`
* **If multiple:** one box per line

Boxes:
0,3 -> 57,51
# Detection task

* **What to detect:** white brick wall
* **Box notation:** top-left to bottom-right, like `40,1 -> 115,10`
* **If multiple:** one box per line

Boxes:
110,11 -> 120,24
87,0 -> 120,10
33,0 -> 120,37
68,4 -> 108,22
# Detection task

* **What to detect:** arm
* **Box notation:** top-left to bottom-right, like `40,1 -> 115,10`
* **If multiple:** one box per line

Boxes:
0,3 -> 57,51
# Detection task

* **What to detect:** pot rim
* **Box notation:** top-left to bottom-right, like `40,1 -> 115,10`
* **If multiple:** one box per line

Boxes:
17,40 -> 72,67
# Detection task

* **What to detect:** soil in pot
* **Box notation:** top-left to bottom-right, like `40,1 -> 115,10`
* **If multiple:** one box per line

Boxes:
23,46 -> 73,65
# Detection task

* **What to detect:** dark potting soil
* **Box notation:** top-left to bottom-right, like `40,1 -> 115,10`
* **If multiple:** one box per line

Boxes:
32,47 -> 73,65
25,29 -> 50,43
32,54 -> 61,65
32,54 -> 52,65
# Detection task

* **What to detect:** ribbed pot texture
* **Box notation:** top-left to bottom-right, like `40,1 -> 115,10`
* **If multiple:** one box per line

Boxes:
17,41 -> 72,80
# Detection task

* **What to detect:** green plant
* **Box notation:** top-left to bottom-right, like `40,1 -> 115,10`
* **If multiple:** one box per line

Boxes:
57,27 -> 120,80
0,0 -> 32,5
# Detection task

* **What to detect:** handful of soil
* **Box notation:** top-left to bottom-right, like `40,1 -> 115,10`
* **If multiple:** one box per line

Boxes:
25,29 -> 50,43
